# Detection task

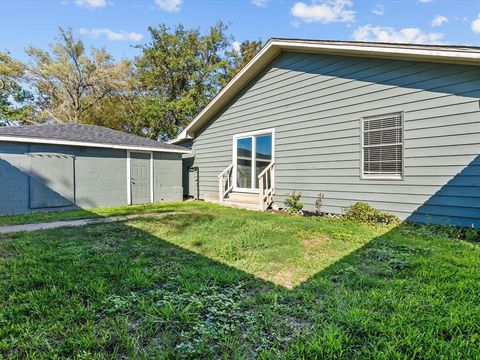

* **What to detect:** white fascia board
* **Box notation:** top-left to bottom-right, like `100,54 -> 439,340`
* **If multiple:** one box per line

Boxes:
274,40 -> 480,66
0,136 -> 191,154
173,39 -> 480,143
175,40 -> 281,141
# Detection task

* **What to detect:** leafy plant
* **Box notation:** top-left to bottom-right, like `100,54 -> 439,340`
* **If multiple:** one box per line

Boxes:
343,202 -> 400,225
315,193 -> 325,215
284,191 -> 304,215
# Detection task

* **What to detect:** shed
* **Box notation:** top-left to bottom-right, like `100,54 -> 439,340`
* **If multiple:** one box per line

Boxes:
0,124 -> 190,215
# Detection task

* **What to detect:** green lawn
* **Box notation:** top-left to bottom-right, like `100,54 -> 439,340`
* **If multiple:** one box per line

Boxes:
0,201 -> 199,226
1,202 -> 479,358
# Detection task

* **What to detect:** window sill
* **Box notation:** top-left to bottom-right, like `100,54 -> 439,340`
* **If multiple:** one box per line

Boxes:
361,175 -> 404,181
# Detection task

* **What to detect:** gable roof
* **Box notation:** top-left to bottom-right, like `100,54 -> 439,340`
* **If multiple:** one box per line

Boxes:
171,38 -> 480,144
0,124 -> 190,153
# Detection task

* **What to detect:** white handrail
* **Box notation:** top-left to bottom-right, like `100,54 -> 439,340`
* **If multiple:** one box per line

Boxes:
218,163 -> 234,179
218,163 -> 234,204
257,161 -> 274,179
258,161 -> 275,211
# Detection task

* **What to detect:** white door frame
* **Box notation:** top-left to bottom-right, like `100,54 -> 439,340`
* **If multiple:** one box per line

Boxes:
232,128 -> 275,193
127,150 -> 154,205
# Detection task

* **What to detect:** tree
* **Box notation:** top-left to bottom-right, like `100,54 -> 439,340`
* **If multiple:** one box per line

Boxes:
26,28 -> 133,127
135,23 -> 262,140
227,40 -> 263,79
0,52 -> 33,126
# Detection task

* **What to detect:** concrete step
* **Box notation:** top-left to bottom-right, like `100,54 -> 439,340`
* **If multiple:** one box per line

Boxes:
204,193 -> 220,203
227,192 -> 259,204
223,201 -> 260,211
204,192 -> 261,211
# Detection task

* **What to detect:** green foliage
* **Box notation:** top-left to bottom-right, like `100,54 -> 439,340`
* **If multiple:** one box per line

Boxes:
284,191 -> 304,214
0,52 -> 33,125
402,222 -> 480,243
314,192 -> 325,214
344,202 -> 400,225
134,23 -> 261,140
1,24 -> 261,140
226,39 -> 263,79
1,202 -> 479,358
25,28 -> 134,128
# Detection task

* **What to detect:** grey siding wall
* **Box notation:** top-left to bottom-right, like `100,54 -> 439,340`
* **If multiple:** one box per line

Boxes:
191,51 -> 480,227
0,143 -> 183,215
0,142 -> 32,214
74,147 -> 128,208
153,152 -> 183,202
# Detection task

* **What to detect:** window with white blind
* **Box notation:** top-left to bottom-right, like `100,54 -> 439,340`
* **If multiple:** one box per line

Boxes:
361,113 -> 403,179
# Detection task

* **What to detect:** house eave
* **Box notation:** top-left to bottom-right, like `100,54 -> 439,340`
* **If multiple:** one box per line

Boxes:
0,136 -> 192,154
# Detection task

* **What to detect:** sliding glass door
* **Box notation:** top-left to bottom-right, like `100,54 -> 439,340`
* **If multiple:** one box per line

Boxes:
234,130 -> 273,191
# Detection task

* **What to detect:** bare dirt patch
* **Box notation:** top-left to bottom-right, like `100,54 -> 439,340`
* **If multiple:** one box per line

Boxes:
272,269 -> 306,289
301,236 -> 330,248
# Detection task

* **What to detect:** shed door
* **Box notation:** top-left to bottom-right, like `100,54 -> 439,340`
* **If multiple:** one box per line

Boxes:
29,153 -> 75,209
130,152 -> 151,204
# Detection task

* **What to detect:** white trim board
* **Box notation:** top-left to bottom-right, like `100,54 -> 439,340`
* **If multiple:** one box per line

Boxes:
232,128 -> 275,193
171,38 -> 480,144
127,150 -> 155,205
0,136 -> 191,154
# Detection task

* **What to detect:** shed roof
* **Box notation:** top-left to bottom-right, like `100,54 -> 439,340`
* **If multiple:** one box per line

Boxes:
0,124 -> 190,153
171,38 -> 480,144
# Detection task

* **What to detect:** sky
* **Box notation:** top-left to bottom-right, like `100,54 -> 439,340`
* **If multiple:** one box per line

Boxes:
1,0 -> 480,63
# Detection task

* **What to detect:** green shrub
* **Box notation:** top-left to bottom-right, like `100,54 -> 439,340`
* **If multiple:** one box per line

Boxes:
402,222 -> 480,243
284,191 -> 304,214
344,202 -> 400,225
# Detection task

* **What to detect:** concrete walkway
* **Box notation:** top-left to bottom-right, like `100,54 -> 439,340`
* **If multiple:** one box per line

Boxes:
0,212 -> 179,234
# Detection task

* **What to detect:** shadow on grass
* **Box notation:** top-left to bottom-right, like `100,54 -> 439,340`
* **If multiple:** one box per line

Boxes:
1,210 -> 479,358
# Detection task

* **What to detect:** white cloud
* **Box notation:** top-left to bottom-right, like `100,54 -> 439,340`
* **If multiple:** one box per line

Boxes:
232,41 -> 241,53
154,0 -> 182,12
417,0 -> 433,3
291,0 -> 355,24
251,0 -> 268,7
79,28 -> 143,42
74,0 -> 106,9
472,14 -> 480,33
431,15 -> 448,27
372,4 -> 384,16
352,25 -> 443,44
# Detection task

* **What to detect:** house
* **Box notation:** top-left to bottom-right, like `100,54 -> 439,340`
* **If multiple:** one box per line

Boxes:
172,39 -> 480,228
0,124 -> 189,215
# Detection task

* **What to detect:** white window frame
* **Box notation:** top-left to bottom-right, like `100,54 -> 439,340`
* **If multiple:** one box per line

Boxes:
232,128 -> 275,193
360,112 -> 404,181
127,150 -> 154,204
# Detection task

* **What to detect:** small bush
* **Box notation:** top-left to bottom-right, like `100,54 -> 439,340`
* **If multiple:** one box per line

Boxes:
344,202 -> 400,225
401,222 -> 480,243
314,193 -> 325,214
284,191 -> 304,215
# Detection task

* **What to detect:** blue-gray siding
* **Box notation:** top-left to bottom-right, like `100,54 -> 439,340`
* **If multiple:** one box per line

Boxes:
190,51 -> 480,227
153,152 -> 183,202
0,142 -> 183,215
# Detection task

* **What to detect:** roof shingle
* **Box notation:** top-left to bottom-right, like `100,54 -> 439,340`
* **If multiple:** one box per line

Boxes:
0,124 -> 189,153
